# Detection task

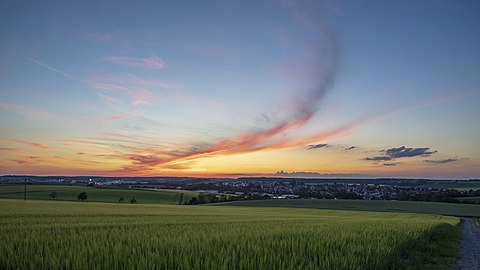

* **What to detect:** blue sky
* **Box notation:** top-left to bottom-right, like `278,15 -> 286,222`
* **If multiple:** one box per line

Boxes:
1,0 -> 479,178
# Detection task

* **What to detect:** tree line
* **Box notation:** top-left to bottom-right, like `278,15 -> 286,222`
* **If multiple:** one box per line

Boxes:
185,193 -> 269,205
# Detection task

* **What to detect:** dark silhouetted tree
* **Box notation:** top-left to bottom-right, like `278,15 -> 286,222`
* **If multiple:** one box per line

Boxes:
130,198 -> 137,204
118,197 -> 125,203
49,191 -> 58,200
77,192 -> 88,202
189,197 -> 199,205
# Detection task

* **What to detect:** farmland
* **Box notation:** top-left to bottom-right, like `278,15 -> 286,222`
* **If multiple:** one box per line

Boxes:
0,185 -> 197,205
0,199 -> 461,270
218,199 -> 480,217
455,196 -> 480,203
417,182 -> 480,191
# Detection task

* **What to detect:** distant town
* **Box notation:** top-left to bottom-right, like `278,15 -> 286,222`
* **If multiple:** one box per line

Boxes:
1,175 -> 479,205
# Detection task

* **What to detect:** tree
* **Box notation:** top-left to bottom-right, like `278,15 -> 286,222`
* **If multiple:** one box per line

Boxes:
118,197 -> 125,203
188,196 -> 199,205
77,192 -> 88,202
130,198 -> 137,204
198,193 -> 209,204
49,191 -> 58,200
397,191 -> 410,201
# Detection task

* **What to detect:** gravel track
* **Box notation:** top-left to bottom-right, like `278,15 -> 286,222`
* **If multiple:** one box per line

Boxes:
458,218 -> 480,270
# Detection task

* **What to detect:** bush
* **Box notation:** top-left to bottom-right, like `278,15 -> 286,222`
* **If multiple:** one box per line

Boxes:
77,192 -> 88,202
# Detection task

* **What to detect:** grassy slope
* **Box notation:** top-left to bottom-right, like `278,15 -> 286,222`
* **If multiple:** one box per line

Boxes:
0,185 -> 195,204
216,199 -> 480,217
0,199 -> 460,270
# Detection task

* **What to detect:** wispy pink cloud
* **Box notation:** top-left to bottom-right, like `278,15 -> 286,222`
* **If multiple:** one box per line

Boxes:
25,57 -> 73,78
0,102 -> 55,119
94,133 -> 155,148
86,77 -> 158,106
115,117 -> 362,174
86,79 -> 129,92
8,139 -> 50,150
63,140 -> 102,146
85,111 -> 139,121
98,132 -> 139,139
130,88 -> 155,105
0,147 -> 20,151
95,93 -> 124,105
113,5 -> 340,174
99,55 -> 167,70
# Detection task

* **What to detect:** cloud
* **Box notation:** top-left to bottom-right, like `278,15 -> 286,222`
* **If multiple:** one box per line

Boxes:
85,111 -> 139,121
137,6 -> 340,161
383,163 -> 398,166
0,102 -> 55,119
161,162 -> 194,171
364,156 -> 392,161
124,154 -> 166,170
28,156 -> 44,161
25,57 -> 73,78
86,77 -> 158,106
110,4 -> 347,174
99,133 -> 134,139
385,146 -> 437,158
424,158 -> 459,164
62,140 -> 111,147
8,139 -> 50,149
0,147 -> 20,151
306,143 -> 359,152
116,118 -> 364,174
130,88 -> 155,105
99,55 -> 167,70
8,159 -> 26,165
86,80 -> 128,92
364,146 -> 437,164
95,93 -> 123,105
306,143 -> 329,149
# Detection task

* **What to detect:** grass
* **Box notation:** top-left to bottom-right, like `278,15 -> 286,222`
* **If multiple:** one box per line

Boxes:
417,182 -> 480,191
454,196 -> 480,203
0,184 -> 197,204
0,199 -> 461,269
394,219 -> 463,269
216,199 -> 480,217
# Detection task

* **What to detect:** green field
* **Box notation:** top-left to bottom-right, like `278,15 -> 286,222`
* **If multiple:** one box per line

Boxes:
455,196 -> 480,202
217,199 -> 480,217
0,199 -> 461,269
0,185 -> 198,204
417,182 -> 480,191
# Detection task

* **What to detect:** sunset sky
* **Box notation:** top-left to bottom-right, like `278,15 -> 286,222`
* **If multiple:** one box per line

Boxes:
1,0 -> 479,178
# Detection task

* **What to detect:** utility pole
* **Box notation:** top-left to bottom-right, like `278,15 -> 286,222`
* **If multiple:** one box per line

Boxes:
24,178 -> 26,201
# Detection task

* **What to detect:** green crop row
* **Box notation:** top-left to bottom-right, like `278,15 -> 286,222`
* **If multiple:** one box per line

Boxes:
0,199 -> 460,270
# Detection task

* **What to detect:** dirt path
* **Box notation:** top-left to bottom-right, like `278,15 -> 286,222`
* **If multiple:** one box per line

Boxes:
458,218 -> 480,270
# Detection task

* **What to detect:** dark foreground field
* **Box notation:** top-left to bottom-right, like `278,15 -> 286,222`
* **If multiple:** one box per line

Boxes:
0,199 -> 462,270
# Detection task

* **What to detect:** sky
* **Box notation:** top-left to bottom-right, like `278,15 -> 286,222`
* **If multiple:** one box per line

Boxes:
0,0 -> 479,178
